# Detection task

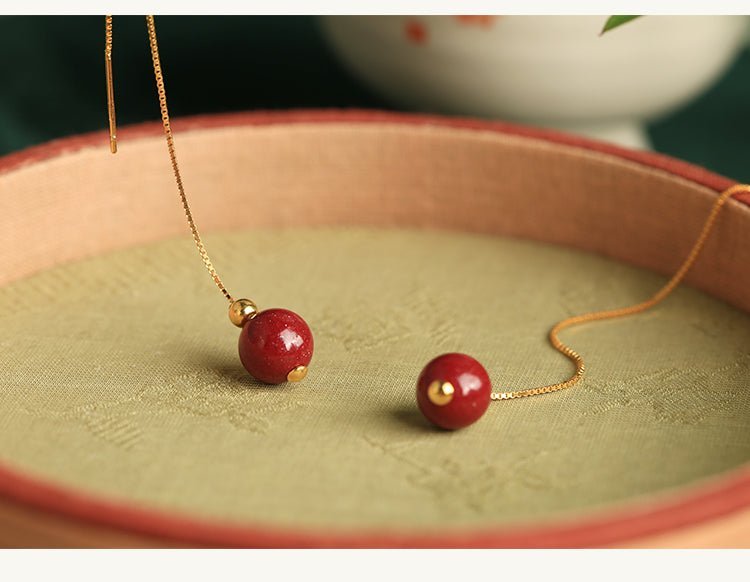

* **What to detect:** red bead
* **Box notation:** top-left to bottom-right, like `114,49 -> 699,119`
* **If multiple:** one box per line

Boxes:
238,308 -> 314,384
416,353 -> 491,430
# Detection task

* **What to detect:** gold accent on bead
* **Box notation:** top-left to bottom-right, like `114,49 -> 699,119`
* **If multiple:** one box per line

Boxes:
427,380 -> 454,406
287,365 -> 308,383
228,298 -> 258,327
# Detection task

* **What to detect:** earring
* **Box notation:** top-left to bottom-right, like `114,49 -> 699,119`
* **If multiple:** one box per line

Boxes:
106,15 -> 313,385
417,182 -> 750,430
105,17 -> 749,406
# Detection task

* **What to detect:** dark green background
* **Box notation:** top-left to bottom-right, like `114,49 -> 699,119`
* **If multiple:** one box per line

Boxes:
1,16 -> 748,182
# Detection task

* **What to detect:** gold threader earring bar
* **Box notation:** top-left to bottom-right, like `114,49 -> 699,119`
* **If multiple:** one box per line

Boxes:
104,15 -> 117,154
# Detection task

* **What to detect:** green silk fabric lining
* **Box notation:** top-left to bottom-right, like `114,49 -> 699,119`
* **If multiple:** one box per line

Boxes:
1,227 -> 748,530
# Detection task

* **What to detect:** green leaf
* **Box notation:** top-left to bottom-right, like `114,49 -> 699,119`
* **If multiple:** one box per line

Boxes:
600,15 -> 641,35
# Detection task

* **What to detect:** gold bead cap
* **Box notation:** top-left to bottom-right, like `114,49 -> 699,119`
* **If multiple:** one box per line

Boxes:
287,365 -> 308,383
427,380 -> 455,406
229,298 -> 259,327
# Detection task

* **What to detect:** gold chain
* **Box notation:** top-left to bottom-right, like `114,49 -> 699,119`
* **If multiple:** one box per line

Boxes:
492,183 -> 750,400
105,17 -> 748,400
107,15 -> 233,301
144,15 -> 234,303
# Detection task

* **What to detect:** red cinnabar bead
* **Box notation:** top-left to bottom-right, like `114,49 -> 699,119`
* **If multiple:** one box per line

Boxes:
238,308 -> 314,384
416,353 -> 491,430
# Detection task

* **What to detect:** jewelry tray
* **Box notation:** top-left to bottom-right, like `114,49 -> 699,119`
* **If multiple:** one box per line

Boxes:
1,110 -> 749,548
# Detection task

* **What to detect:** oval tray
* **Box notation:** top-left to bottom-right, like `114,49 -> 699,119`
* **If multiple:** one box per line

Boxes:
0,110 -> 749,548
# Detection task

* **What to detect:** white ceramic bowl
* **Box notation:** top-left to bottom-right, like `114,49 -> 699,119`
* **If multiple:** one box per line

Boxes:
320,16 -> 749,148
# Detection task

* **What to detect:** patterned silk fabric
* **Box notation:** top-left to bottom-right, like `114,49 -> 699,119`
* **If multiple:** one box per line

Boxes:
1,228 -> 748,529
